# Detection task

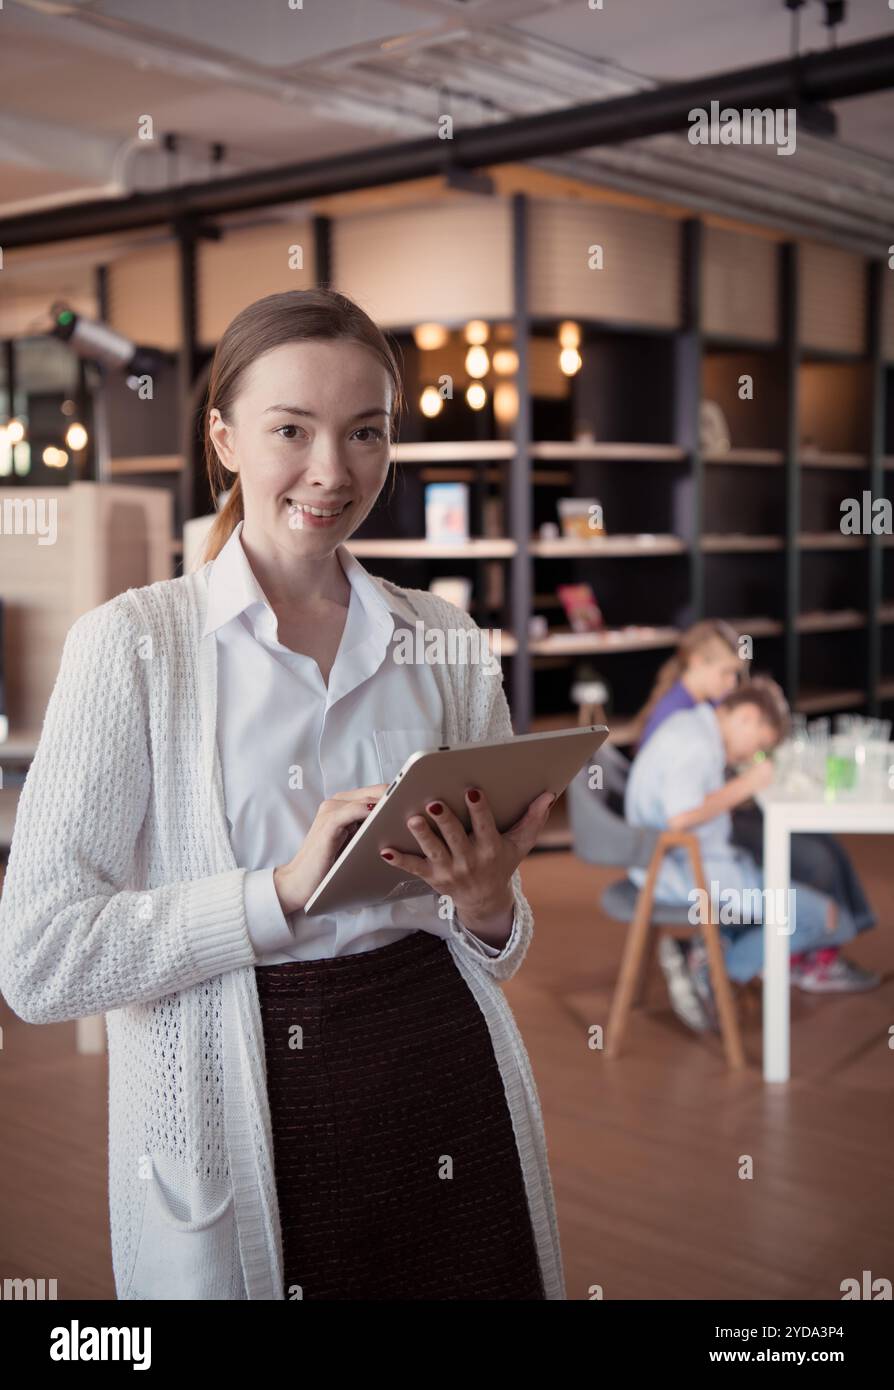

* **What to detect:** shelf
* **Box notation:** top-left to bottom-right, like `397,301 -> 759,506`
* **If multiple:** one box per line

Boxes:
729,615 -> 784,636
799,450 -> 867,469
879,679 -> 894,701
109,455 -> 183,475
346,538 -> 516,558
419,467 -> 572,485
530,625 -> 680,656
797,609 -> 865,633
392,441 -> 515,463
530,534 -> 685,557
531,711 -> 637,746
701,534 -> 783,552
795,688 -> 866,714
800,348 -> 867,365
528,442 -> 686,462
491,630 -> 515,655
704,449 -> 783,466
879,603 -> 894,624
798,533 -> 867,550
342,533 -> 880,559
703,334 -> 779,352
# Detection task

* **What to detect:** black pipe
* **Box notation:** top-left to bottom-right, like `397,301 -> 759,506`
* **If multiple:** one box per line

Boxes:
781,242 -> 801,706
313,216 -> 332,289
176,218 -> 199,527
866,258 -> 885,717
510,192 -> 532,734
1,35 -> 892,250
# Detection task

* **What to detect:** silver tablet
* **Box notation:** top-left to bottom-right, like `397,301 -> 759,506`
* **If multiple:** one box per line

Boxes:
303,724 -> 609,917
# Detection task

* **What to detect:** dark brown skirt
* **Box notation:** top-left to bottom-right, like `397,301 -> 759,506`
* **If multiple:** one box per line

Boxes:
254,928 -> 546,1300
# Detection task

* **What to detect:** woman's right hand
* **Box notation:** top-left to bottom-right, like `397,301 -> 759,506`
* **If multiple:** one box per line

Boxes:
273,783 -> 389,914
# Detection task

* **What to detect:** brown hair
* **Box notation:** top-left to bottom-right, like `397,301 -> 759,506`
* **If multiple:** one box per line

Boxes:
196,288 -> 405,567
719,675 -> 791,741
632,619 -> 745,743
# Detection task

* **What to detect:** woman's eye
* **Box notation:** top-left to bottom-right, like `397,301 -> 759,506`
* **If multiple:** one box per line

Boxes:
275,424 -> 384,442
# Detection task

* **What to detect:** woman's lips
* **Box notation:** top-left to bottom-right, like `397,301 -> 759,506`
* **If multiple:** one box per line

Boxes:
286,499 -> 351,529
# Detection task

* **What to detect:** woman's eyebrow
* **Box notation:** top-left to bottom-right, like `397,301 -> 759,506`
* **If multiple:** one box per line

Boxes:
263,405 -> 388,420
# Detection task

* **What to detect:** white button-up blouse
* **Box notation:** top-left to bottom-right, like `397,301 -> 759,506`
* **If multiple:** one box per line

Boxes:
204,520 -> 503,965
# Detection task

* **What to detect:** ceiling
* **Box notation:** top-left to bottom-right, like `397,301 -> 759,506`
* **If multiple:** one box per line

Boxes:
1,0 -> 892,273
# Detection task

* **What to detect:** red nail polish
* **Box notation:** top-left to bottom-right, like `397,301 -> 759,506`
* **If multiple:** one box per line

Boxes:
467,788 -> 480,803
429,802 -> 443,815
367,802 -> 375,809
381,851 -> 394,861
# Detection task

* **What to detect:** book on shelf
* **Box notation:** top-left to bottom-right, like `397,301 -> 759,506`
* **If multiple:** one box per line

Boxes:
424,482 -> 468,543
556,584 -> 605,633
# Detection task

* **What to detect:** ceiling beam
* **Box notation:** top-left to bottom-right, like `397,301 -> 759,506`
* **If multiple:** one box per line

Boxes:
0,33 -> 892,250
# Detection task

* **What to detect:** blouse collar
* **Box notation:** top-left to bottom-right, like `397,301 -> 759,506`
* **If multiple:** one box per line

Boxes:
201,518 -> 418,639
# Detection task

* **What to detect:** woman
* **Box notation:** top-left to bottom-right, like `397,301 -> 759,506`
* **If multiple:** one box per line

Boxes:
0,288 -> 564,1300
632,618 -> 744,750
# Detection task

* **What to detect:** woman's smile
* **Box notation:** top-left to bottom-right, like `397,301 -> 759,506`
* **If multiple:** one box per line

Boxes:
286,498 -> 353,528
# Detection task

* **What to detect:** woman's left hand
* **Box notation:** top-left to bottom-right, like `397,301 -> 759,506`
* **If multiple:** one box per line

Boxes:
379,786 -> 556,926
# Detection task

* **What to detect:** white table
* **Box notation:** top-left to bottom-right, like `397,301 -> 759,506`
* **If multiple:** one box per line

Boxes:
757,787 -> 894,1083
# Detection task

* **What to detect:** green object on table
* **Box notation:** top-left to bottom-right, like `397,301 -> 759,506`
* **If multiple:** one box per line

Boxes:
825,753 -> 856,797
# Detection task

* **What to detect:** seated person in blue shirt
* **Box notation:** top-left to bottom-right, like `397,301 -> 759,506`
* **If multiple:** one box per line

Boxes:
625,677 -> 880,1034
634,623 -> 877,980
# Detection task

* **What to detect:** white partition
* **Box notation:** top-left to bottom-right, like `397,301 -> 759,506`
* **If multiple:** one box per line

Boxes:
0,481 -> 171,737
799,240 -> 866,354
0,482 -> 172,1055
702,224 -> 779,343
198,220 -> 316,346
107,243 -> 181,353
527,199 -> 680,327
333,197 -> 513,326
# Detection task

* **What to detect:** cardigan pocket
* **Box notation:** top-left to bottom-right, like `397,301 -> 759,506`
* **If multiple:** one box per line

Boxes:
373,727 -> 442,785
125,1154 -> 239,1300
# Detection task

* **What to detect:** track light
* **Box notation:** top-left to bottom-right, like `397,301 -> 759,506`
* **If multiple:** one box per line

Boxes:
50,303 -> 168,378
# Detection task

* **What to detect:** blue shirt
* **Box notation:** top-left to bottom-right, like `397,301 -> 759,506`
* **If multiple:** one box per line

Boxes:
625,703 -> 759,900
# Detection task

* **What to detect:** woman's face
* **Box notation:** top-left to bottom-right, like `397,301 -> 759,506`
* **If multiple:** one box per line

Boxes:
209,338 -> 392,553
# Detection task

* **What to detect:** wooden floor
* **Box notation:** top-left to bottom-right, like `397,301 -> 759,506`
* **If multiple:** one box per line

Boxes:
1,833 -> 891,1301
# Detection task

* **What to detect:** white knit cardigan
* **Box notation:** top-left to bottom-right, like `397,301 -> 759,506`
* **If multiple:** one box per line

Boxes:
0,561 -> 566,1301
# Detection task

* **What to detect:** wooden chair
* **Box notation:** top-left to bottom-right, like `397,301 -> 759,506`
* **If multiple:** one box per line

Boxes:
566,745 -> 745,1070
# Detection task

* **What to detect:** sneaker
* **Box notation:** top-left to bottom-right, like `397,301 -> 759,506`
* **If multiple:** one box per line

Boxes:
791,946 -> 881,993
686,937 -> 720,1032
658,935 -> 713,1033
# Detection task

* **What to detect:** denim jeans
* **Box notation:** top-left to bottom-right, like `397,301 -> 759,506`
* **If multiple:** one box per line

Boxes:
730,804 -> 875,935
648,845 -> 862,985
717,874 -> 859,984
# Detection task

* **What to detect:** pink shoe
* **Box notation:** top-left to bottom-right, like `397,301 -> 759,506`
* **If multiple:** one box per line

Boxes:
790,946 -> 881,993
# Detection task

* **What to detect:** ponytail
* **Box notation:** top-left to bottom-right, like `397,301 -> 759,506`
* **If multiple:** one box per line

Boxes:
630,619 -> 741,743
